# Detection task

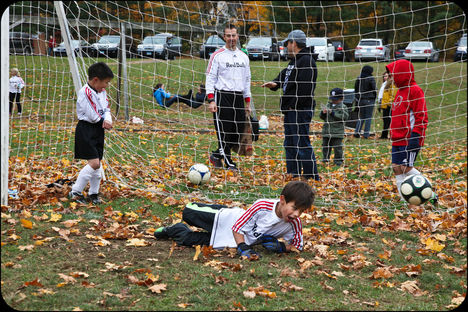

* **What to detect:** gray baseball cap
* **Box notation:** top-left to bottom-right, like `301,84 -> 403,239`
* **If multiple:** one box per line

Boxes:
284,29 -> 306,47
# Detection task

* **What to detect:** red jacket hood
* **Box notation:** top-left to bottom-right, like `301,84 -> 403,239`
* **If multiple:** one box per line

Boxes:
386,59 -> 415,88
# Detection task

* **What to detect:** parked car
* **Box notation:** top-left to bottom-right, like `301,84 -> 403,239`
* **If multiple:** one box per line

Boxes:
246,36 -> 280,61
9,32 -> 33,55
354,38 -> 390,62
404,41 -> 439,62
394,45 -> 407,60
331,40 -> 351,61
93,35 -> 138,58
306,37 -> 334,62
199,35 -> 225,59
278,38 -> 289,60
454,34 -> 467,62
137,33 -> 182,60
53,40 -> 98,57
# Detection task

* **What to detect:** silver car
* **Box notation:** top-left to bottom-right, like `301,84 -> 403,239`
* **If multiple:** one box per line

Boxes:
137,33 -> 182,60
354,38 -> 390,62
404,41 -> 439,62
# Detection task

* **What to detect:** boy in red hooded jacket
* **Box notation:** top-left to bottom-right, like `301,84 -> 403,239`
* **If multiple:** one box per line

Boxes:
385,59 -> 437,206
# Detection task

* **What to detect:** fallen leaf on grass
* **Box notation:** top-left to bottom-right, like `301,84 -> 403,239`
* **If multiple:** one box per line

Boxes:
126,238 -> 149,247
424,237 -> 445,252
243,290 -> 256,298
49,213 -> 62,222
62,219 -> 82,228
398,280 -> 428,296
18,245 -> 35,251
244,286 -> 276,299
168,241 -> 176,258
32,288 -> 56,296
370,267 -> 394,279
69,272 -> 89,278
23,278 -> 44,288
148,283 -> 166,294
58,273 -> 77,284
193,245 -> 201,261
20,219 -> 33,229
280,282 -> 304,292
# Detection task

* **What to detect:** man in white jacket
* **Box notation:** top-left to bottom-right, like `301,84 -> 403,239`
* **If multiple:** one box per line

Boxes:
154,181 -> 315,259
206,23 -> 251,171
69,62 -> 113,204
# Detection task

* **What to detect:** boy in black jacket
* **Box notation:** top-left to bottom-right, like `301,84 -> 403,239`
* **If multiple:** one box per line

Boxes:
262,30 -> 320,181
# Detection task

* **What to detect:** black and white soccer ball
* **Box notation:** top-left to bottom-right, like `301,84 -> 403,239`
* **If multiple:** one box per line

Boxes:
400,174 -> 433,205
187,164 -> 211,185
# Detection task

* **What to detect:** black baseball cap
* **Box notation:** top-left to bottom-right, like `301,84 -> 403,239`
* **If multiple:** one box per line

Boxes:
329,88 -> 344,100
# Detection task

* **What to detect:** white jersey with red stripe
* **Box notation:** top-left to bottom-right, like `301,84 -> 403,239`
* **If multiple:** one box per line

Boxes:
76,83 -> 112,124
231,199 -> 303,251
205,46 -> 251,100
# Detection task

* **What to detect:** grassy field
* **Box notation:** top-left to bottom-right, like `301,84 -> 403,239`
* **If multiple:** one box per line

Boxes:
2,55 -> 467,310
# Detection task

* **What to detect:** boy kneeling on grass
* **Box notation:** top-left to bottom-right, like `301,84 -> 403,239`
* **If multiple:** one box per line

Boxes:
154,181 -> 314,259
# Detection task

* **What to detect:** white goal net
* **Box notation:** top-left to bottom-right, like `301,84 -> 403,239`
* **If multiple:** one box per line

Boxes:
4,1 -> 467,212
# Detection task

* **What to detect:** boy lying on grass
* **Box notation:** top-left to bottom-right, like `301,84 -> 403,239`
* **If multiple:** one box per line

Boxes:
154,181 -> 315,259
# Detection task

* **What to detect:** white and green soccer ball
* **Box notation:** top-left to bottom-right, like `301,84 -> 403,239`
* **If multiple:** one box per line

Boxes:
187,164 -> 211,185
400,174 -> 433,205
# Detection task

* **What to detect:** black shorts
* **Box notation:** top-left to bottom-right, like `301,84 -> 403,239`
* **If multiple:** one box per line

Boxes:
391,145 -> 420,167
74,120 -> 104,160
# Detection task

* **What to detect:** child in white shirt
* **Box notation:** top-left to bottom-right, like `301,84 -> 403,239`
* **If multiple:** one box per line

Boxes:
9,68 -> 25,115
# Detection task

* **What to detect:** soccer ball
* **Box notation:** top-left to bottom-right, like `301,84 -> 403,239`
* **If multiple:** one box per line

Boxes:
187,164 -> 211,185
400,174 -> 433,205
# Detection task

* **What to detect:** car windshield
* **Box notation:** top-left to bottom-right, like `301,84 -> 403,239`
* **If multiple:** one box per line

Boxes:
360,40 -> 381,46
143,37 -> 166,44
98,36 -> 120,44
307,38 -> 326,46
248,37 -> 271,45
206,36 -> 225,45
459,37 -> 467,46
408,42 -> 431,48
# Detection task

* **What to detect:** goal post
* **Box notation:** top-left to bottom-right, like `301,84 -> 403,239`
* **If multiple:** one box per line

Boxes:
1,8 -> 9,206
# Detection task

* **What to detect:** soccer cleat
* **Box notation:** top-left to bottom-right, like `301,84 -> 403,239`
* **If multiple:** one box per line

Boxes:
429,192 -> 439,207
209,154 -> 223,169
226,164 -> 238,171
153,226 -> 169,239
68,191 -> 87,204
88,193 -> 103,205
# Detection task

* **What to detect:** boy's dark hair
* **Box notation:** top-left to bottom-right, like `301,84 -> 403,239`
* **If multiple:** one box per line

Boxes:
281,181 -> 315,211
199,83 -> 205,94
155,83 -> 163,89
88,62 -> 114,80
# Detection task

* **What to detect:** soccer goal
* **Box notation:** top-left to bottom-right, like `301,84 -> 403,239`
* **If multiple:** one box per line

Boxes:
3,1 -> 466,213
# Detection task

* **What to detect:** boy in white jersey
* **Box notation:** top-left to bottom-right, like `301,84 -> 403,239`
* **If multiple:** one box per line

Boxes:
154,181 -> 315,259
69,62 -> 113,204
